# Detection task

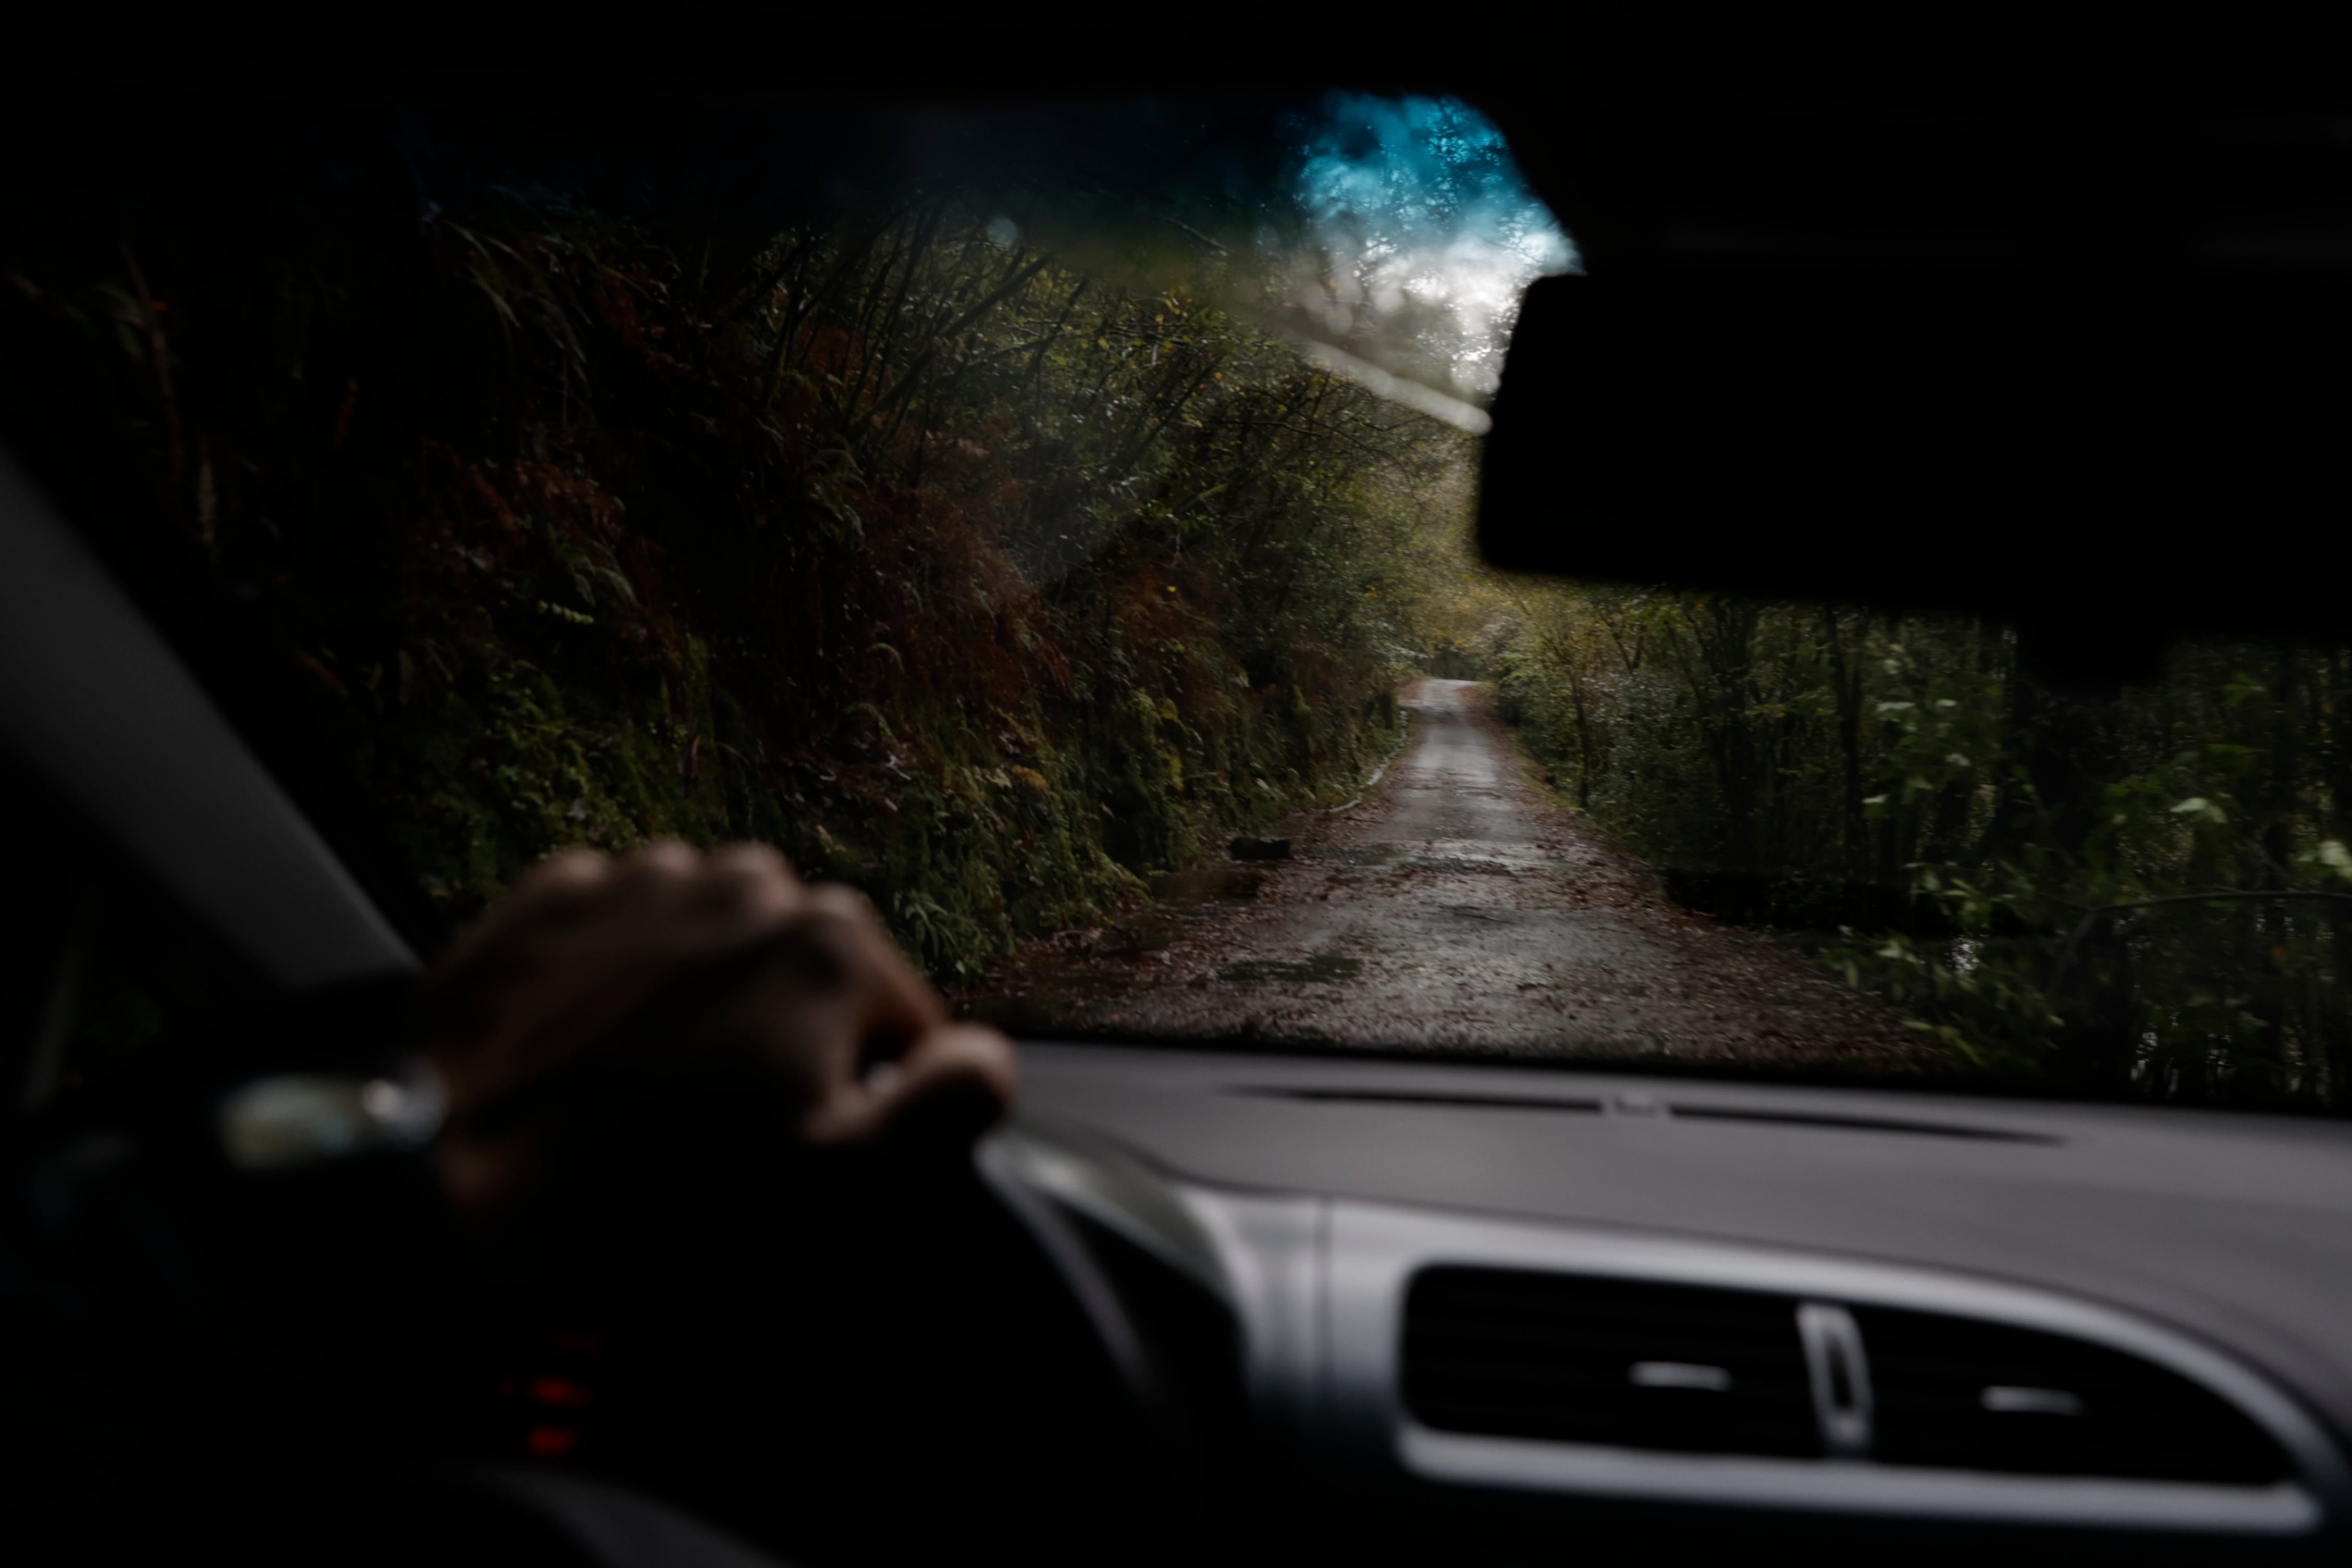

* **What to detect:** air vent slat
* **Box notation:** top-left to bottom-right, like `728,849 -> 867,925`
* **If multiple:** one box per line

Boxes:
1399,1268 -> 2297,1489
1402,1268 -> 1819,1458
1854,1306 -> 2290,1484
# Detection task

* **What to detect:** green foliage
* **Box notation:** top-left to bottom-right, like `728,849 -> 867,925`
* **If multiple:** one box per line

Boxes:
15,188 -> 1437,981
1494,586 -> 2352,1108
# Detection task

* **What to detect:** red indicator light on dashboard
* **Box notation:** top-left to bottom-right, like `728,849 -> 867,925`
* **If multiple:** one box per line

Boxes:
530,1377 -> 592,1407
527,1425 -> 579,1458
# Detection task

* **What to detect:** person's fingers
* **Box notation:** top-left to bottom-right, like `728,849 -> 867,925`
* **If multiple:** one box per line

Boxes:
422,850 -> 617,1052
680,843 -> 805,940
596,838 -> 703,921
676,881 -> 952,1131
428,838 -> 992,1178
703,841 -> 801,882
805,1022 -> 1017,1147
633,838 -> 701,872
892,1021 -> 1018,1121
486,842 -> 767,1022
516,847 -> 620,899
441,843 -> 808,1008
521,847 -> 621,892
429,842 -> 733,1105
432,849 -> 613,978
795,883 -> 945,1041
453,849 -> 811,1116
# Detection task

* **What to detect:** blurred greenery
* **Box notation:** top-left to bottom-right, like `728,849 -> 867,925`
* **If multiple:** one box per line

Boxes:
9,163 -> 1477,984
24,100 -> 2347,1110
1484,584 -> 2352,1108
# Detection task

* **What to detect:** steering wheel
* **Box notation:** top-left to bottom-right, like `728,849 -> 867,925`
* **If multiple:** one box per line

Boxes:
1,1035 -> 1213,1568
526,1127 -> 1213,1568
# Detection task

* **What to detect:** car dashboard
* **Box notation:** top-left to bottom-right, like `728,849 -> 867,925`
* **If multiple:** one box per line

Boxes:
991,1043 -> 2352,1560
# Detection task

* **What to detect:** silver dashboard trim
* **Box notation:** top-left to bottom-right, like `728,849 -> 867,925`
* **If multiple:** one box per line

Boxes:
994,1123 -> 2351,1537
1325,1200 -> 2351,1534
1398,1428 -> 2321,1532
989,1124 -> 1328,1460
1796,1300 -> 1873,1458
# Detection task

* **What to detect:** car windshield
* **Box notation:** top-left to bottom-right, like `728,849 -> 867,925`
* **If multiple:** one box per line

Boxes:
10,78 -> 2351,1115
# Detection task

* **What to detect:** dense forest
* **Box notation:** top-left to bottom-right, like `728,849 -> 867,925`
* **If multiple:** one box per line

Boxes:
10,171 -> 1476,982
15,99 -> 2352,1112
1487,586 -> 2352,1108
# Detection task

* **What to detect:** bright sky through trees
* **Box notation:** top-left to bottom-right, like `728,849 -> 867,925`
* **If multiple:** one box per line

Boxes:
1273,94 -> 1576,421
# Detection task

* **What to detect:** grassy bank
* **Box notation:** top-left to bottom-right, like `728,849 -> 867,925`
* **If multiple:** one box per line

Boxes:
1486,584 -> 2352,1108
11,174 -> 1464,981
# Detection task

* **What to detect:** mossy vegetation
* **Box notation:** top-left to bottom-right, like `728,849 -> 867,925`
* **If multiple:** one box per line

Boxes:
1482,583 -> 2352,1109
11,163 -> 1473,981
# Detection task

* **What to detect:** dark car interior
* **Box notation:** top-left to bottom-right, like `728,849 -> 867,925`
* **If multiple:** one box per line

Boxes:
6,21 -> 2352,1565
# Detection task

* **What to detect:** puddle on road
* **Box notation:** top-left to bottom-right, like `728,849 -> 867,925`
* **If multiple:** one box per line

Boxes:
1092,866 -> 1266,954
1340,841 -> 1553,875
1218,954 -> 1364,985
1151,866 -> 1267,904
966,803 -> 1563,1030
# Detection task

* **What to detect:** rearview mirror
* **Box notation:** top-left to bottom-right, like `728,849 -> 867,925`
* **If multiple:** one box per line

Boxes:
1478,255 -> 2352,683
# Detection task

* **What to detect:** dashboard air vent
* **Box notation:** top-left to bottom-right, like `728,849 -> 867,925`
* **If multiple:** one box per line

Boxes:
1402,1268 -> 1818,1457
1855,1305 -> 2291,1485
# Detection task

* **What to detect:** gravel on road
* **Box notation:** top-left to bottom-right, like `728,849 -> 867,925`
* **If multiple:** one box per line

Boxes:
958,678 -> 1939,1069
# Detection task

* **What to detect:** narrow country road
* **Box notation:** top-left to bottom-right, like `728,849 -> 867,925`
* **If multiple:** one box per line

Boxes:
962,679 -> 1932,1066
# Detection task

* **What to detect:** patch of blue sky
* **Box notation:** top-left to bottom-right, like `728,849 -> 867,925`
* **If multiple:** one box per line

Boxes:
1286,94 -> 1576,399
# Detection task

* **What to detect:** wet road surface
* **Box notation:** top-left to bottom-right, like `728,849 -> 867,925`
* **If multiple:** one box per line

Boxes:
960,680 -> 1935,1066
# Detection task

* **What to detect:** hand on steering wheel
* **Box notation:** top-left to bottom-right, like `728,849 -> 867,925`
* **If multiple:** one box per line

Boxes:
415,841 -> 1017,1282
409,843 -> 1199,1568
